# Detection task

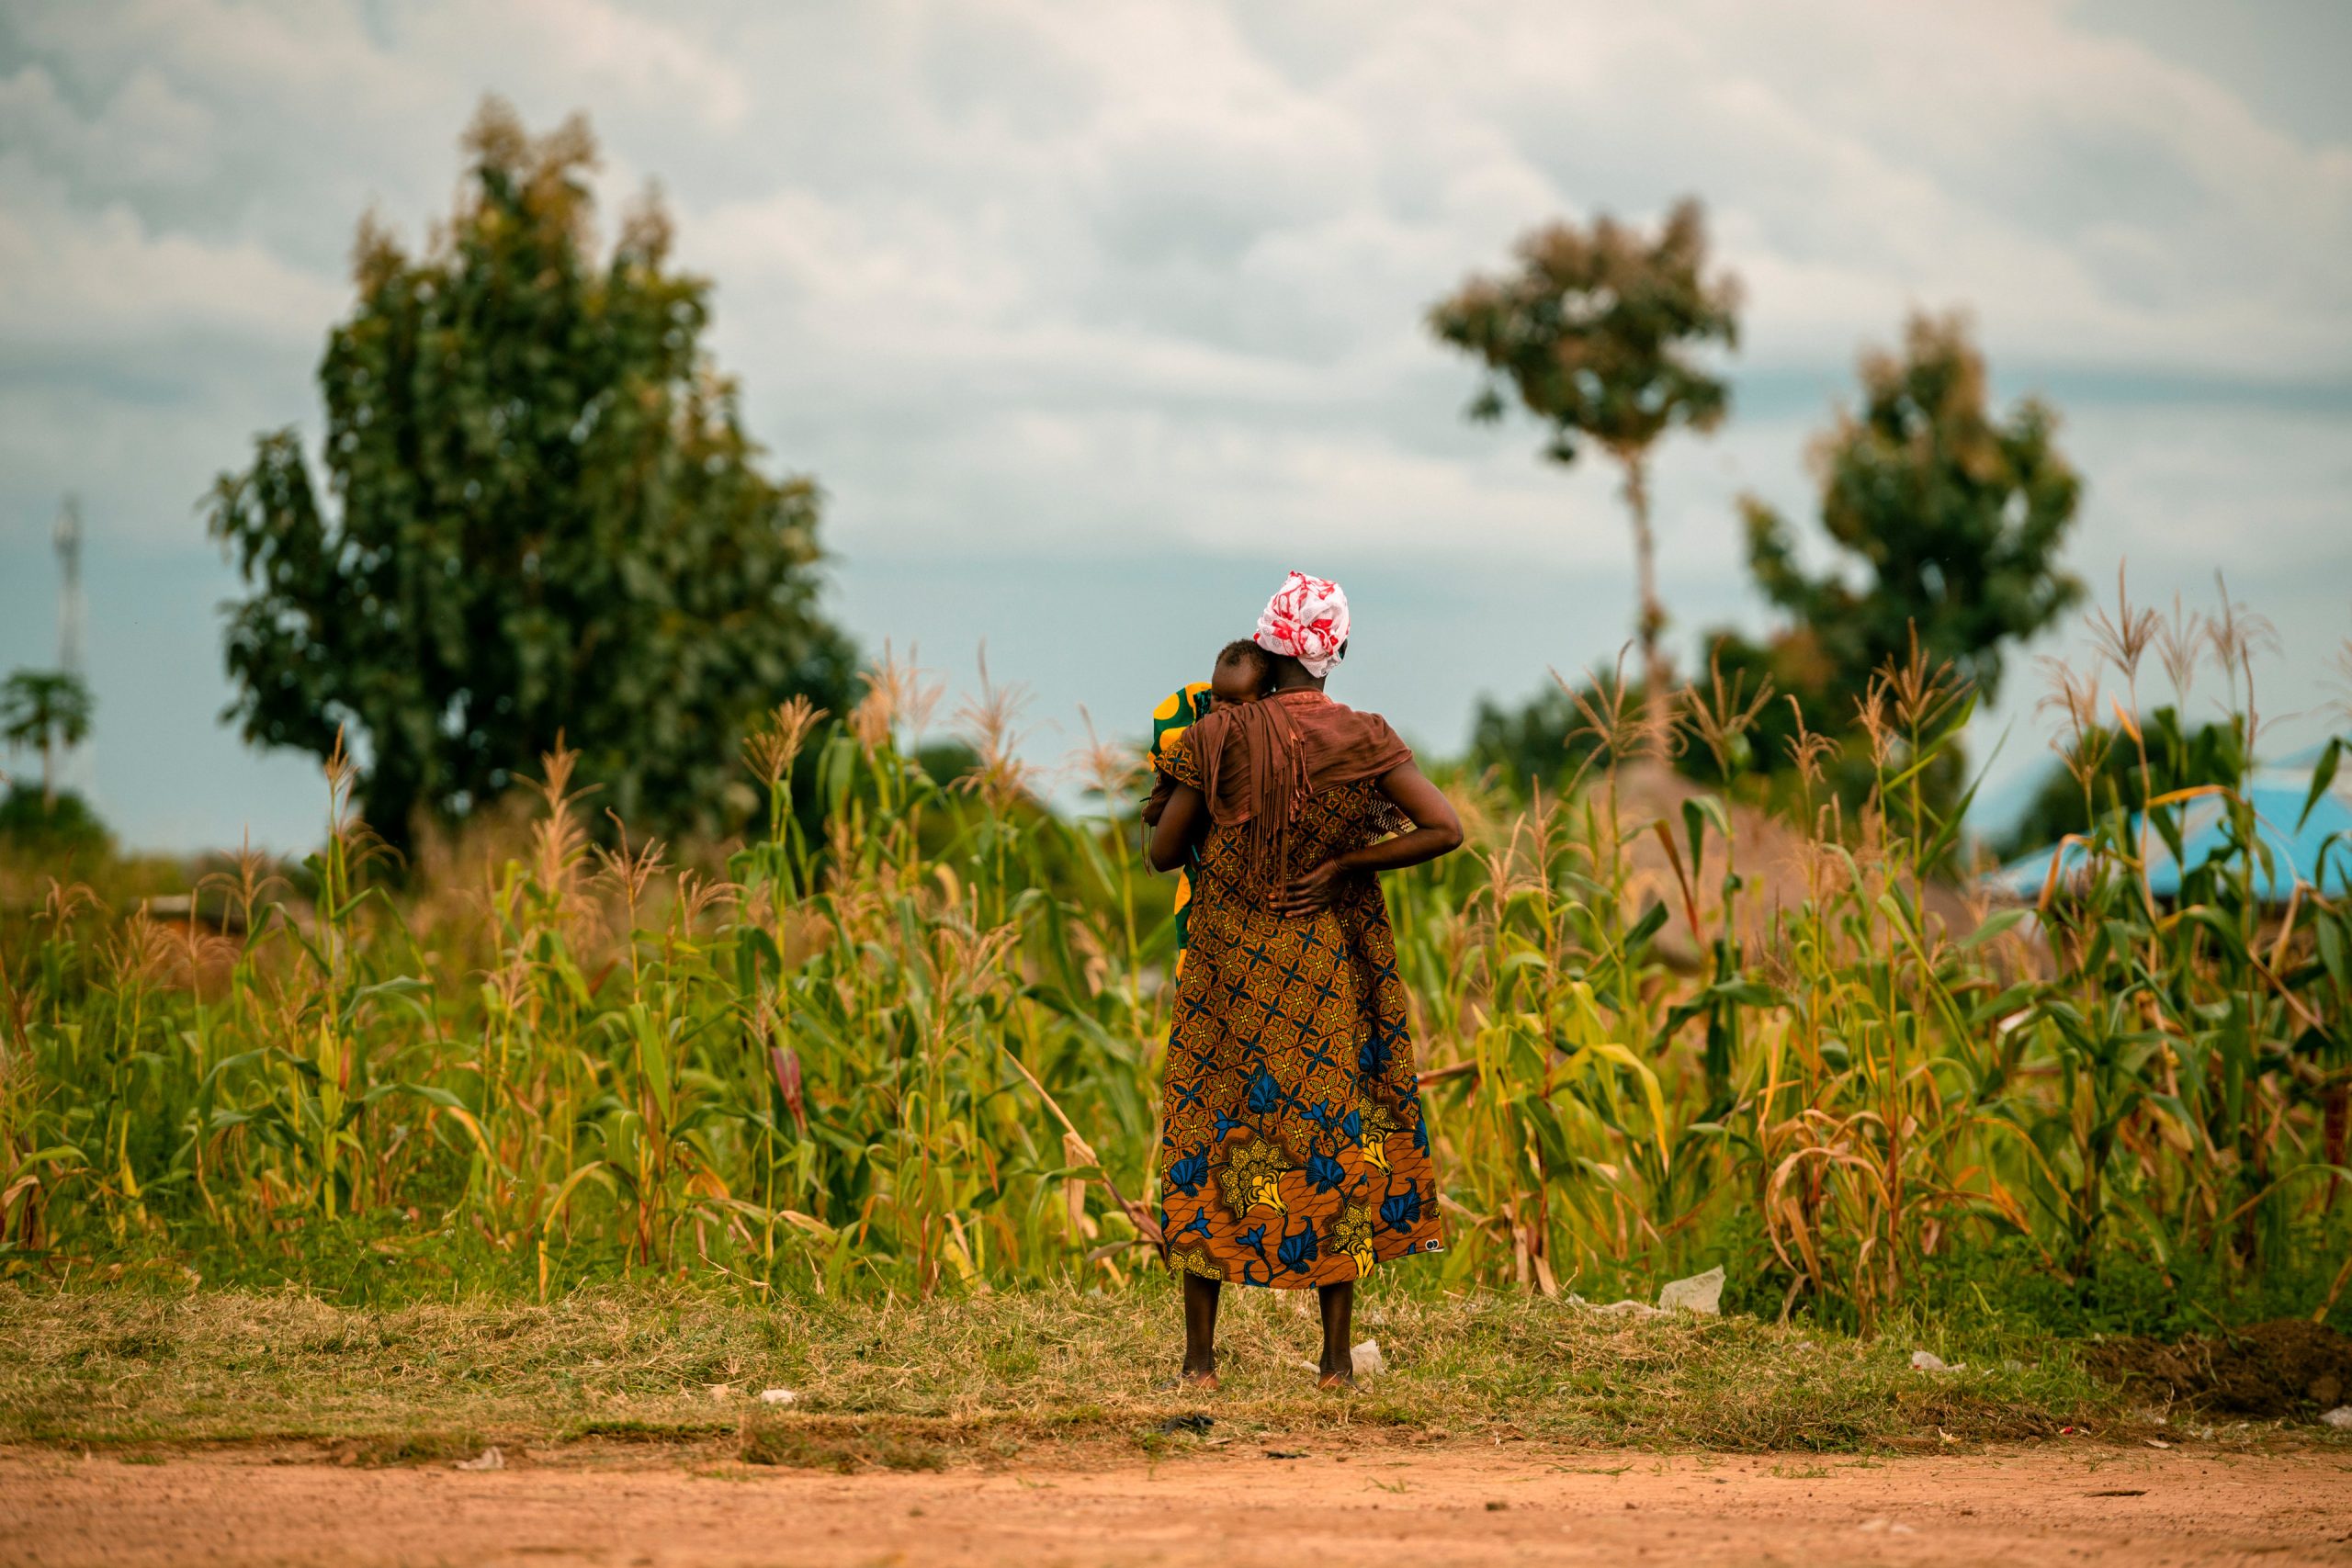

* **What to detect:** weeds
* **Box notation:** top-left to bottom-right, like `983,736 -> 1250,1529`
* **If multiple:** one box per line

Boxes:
1,591 -> 2347,1337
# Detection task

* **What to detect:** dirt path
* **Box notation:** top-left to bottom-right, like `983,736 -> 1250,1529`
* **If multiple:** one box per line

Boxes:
3,1444 -> 2348,1567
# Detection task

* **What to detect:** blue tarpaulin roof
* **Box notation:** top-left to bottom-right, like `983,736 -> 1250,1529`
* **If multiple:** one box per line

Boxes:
1983,766 -> 2352,903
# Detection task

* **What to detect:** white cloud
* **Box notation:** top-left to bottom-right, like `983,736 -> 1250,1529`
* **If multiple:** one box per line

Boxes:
0,159 -> 339,356
0,60 -> 219,189
0,0 -> 2346,849
504,0 -> 750,130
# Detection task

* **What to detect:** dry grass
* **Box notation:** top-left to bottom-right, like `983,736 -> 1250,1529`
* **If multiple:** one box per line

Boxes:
0,1281 -> 2130,1463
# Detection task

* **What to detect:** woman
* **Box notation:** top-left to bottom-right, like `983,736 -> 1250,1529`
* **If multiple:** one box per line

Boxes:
1147,571 -> 1464,1389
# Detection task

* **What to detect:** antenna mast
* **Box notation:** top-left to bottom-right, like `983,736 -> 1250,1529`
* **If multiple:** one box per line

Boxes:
52,494 -> 90,792
54,495 -> 85,677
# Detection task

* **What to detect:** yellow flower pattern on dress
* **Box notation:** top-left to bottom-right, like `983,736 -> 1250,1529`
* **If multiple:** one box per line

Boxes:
1331,1202 -> 1379,1280
1219,1138 -> 1292,1219
1357,1100 -> 1397,1174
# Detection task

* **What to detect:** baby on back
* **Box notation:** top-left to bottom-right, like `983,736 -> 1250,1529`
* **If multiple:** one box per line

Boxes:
1207,637 -> 1273,710
1145,639 -> 1271,829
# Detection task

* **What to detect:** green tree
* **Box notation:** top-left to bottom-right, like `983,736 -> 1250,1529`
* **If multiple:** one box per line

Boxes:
206,100 -> 855,851
1430,199 -> 1741,746
1,668 -> 94,809
1741,311 -> 2083,719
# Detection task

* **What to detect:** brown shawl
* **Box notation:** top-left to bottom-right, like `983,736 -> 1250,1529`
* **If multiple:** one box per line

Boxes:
1185,690 -> 1413,882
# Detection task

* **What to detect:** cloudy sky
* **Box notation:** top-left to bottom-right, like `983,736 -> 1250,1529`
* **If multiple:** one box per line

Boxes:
2,0 -> 2347,852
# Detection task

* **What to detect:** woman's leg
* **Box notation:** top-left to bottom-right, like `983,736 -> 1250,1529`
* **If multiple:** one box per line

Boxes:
1316,1279 -> 1355,1387
1182,1274 -> 1222,1385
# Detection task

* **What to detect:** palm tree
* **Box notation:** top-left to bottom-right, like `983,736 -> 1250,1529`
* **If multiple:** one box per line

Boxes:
1,669 -> 94,809
1430,199 -> 1741,752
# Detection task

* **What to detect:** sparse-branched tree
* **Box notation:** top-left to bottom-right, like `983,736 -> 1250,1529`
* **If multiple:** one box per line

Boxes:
1430,199 -> 1741,749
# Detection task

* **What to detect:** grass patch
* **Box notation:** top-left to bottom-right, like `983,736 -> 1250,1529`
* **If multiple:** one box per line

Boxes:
739,1415 -> 952,1472
0,1276 -> 2144,1461
324,1431 -> 485,1467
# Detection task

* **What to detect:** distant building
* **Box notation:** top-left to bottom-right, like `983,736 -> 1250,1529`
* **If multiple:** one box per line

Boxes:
1983,759 -> 2352,904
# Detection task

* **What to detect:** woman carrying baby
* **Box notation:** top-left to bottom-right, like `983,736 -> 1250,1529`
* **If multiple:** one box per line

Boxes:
1146,571 -> 1463,1389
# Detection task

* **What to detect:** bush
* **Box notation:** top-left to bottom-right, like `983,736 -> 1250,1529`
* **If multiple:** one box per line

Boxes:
0,785 -> 112,866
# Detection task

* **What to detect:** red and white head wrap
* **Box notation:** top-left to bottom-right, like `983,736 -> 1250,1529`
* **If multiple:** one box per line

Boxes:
1253,570 -> 1351,679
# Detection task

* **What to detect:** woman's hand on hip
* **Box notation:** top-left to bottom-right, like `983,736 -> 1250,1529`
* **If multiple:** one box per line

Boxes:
1276,859 -> 1348,917
1270,764 -> 1464,915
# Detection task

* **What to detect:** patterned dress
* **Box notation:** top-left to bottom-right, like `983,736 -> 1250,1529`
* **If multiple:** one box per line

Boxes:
1156,711 -> 1446,1287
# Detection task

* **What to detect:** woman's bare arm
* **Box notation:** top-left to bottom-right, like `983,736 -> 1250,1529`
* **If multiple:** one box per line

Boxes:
1140,772 -> 1178,829
1147,781 -> 1208,872
1274,762 -> 1463,917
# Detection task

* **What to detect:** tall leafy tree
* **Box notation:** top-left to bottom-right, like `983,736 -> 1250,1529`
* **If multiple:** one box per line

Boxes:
0,668 -> 93,809
207,100 -> 855,850
1741,311 -> 2083,717
1430,199 -> 1741,746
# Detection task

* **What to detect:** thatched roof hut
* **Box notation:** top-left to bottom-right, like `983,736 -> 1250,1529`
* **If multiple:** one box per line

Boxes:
1594,761 -> 1981,968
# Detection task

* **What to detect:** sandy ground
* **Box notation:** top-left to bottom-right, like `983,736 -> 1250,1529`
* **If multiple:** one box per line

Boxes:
2,1443 -> 2348,1568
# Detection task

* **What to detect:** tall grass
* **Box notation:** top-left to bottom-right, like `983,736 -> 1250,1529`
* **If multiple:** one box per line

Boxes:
4,592 -> 2347,1332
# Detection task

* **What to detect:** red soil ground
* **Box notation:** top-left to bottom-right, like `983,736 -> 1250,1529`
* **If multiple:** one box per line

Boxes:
4,1442 -> 2348,1567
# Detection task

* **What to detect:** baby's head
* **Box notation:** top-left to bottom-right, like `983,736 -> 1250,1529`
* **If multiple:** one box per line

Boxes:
1210,638 -> 1272,706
